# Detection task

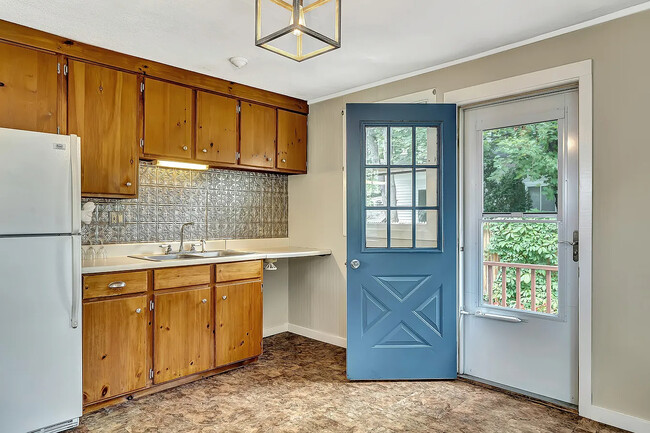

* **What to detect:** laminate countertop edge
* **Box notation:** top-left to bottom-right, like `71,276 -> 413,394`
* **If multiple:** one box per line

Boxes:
82,247 -> 332,274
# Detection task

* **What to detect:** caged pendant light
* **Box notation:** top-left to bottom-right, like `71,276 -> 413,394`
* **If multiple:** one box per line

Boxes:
255,0 -> 341,62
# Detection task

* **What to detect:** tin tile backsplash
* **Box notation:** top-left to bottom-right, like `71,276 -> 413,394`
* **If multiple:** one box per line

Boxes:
81,162 -> 288,245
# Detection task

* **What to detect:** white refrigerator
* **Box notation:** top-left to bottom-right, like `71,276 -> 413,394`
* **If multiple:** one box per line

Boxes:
0,127 -> 82,433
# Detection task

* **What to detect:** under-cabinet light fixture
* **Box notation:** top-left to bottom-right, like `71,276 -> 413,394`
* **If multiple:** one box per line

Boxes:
154,160 -> 209,171
255,0 -> 341,62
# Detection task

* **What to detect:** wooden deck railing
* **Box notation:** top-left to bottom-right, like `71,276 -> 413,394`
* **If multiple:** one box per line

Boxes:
483,261 -> 558,313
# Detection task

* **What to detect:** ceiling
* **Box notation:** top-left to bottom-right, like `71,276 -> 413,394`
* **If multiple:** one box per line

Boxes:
0,0 -> 646,102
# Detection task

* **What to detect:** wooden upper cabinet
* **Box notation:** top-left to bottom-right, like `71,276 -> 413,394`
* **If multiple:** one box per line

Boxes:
240,102 -> 276,169
153,286 -> 214,383
195,91 -> 238,165
144,79 -> 193,159
216,281 -> 263,366
68,60 -> 140,197
83,295 -> 148,405
277,110 -> 307,173
0,42 -> 58,134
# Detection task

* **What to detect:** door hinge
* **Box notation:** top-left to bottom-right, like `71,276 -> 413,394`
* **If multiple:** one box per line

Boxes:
261,283 -> 264,293
149,300 -> 154,311
63,65 -> 68,76
141,82 -> 145,93
149,368 -> 154,379
57,63 -> 61,74
236,152 -> 241,160
140,138 -> 144,149
236,104 -> 241,113
57,126 -> 60,135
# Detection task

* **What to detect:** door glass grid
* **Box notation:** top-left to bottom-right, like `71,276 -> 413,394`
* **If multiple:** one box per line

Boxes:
481,120 -> 560,315
364,125 -> 440,249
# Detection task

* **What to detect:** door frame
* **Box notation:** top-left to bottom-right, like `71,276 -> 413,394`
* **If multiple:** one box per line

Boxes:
444,60 -> 600,418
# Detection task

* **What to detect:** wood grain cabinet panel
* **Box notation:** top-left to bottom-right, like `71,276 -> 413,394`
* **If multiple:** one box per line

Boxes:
216,281 -> 263,366
144,79 -> 193,159
153,265 -> 211,291
240,102 -> 276,169
277,110 -> 307,173
153,286 -> 214,383
83,295 -> 148,405
195,91 -> 238,165
83,271 -> 148,299
0,42 -> 59,133
216,260 -> 263,283
68,60 -> 140,197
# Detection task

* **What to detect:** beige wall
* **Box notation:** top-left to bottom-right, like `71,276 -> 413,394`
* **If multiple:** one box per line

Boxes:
288,10 -> 650,421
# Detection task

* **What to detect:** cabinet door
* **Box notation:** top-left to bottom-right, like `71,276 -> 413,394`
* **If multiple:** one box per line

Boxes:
144,79 -> 193,159
216,281 -> 263,366
83,295 -> 148,405
0,42 -> 58,134
277,110 -> 307,172
240,102 -> 276,169
153,287 -> 213,383
68,61 -> 139,197
196,91 -> 238,165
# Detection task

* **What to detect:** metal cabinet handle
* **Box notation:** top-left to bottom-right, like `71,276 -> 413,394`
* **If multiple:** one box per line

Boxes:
202,298 -> 207,303
108,281 -> 126,289
222,295 -> 227,300
182,145 -> 188,151
349,259 -> 360,269
202,148 -> 208,153
125,182 -> 132,187
135,308 -> 142,314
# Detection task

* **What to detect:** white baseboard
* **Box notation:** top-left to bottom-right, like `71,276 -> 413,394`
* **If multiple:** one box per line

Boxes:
581,404 -> 650,433
287,323 -> 347,348
263,323 -> 289,338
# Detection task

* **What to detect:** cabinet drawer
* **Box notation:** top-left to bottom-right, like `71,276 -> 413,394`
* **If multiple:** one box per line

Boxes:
83,271 -> 148,299
216,260 -> 262,283
154,265 -> 211,290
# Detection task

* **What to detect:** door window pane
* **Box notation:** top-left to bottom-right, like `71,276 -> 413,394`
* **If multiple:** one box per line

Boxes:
416,168 -> 437,206
483,120 -> 558,213
390,168 -> 412,207
366,168 -> 387,207
366,127 -> 387,165
482,220 -> 558,315
390,210 -> 412,248
390,127 -> 413,165
366,210 -> 387,248
416,210 -> 438,248
416,127 -> 438,165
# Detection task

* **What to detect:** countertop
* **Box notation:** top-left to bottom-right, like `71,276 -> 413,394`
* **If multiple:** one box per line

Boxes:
82,246 -> 332,274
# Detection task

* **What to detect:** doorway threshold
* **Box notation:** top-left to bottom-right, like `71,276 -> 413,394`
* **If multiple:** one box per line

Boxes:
458,374 -> 578,414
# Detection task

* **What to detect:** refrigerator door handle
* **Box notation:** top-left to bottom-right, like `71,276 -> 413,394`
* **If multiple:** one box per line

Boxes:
70,135 -> 81,234
71,236 -> 81,329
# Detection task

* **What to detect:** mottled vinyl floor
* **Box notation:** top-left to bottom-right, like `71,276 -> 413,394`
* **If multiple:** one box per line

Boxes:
75,333 -> 625,433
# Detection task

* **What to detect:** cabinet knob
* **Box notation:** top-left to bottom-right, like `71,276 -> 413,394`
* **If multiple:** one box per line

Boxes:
202,298 -> 207,303
202,149 -> 208,153
281,158 -> 286,163
267,157 -> 272,161
125,182 -> 132,187
222,295 -> 227,300
182,145 -> 188,151
135,308 -> 142,314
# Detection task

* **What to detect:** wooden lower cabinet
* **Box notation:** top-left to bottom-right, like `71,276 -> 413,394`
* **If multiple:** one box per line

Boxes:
216,281 -> 263,366
153,286 -> 214,383
82,295 -> 149,405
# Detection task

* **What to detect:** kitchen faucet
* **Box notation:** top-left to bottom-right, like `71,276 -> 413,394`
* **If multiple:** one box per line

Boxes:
179,222 -> 194,253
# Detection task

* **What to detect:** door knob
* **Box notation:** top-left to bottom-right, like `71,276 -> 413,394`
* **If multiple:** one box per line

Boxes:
281,158 -> 286,163
350,259 -> 360,269
202,148 -> 208,153
267,157 -> 272,161
182,145 -> 188,151
202,299 -> 207,303
135,308 -> 142,314
222,295 -> 227,300
125,182 -> 132,187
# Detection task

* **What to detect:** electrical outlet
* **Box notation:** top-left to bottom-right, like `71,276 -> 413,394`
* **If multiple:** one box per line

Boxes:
109,211 -> 124,224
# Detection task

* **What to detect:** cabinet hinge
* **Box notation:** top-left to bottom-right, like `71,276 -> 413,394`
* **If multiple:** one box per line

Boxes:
149,368 -> 154,379
140,138 -> 144,149
57,126 -> 60,135
149,300 -> 154,311
236,105 -> 241,114
63,64 -> 68,76
261,283 -> 264,293
141,82 -> 145,93
236,152 -> 241,160
57,63 -> 61,74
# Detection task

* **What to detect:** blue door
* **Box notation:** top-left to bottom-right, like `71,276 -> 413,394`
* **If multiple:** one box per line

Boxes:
346,103 -> 457,380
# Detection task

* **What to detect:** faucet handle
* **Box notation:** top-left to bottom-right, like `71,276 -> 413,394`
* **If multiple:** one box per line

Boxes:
200,239 -> 207,253
159,244 -> 172,255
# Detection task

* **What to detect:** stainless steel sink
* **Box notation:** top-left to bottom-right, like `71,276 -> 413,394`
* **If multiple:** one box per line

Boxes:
129,250 -> 255,262
183,250 -> 255,259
